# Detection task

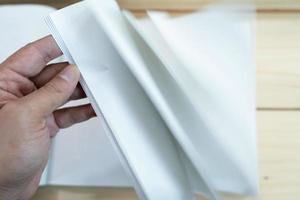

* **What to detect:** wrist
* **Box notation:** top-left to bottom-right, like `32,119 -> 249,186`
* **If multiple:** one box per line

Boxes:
0,156 -> 20,199
0,170 -> 32,200
0,184 -> 22,200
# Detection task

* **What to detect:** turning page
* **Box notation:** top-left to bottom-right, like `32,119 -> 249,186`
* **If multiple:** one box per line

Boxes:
46,1 -> 193,200
86,0 -> 220,198
46,0 -> 258,199
86,0 -> 257,197
122,6 -> 258,196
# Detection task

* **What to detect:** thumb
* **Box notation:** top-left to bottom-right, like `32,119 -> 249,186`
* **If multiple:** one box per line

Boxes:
23,64 -> 80,117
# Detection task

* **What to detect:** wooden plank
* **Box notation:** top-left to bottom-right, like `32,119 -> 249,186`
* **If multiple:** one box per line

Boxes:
258,111 -> 300,199
32,187 -> 138,200
256,13 -> 300,109
0,0 -> 300,10
0,0 -> 79,8
224,111 -> 300,200
32,111 -> 300,200
117,0 -> 300,11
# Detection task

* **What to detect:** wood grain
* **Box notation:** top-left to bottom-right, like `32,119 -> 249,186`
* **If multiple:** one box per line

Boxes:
33,187 -> 138,200
118,0 -> 300,11
1,0 -> 300,10
256,13 -> 300,109
32,111 -> 300,200
0,0 -> 77,8
255,111 -> 300,200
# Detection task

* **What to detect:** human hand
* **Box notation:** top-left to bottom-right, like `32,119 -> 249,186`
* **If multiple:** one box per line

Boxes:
0,36 -> 95,200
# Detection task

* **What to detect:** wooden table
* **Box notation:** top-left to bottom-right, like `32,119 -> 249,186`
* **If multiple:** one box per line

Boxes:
1,0 -> 299,199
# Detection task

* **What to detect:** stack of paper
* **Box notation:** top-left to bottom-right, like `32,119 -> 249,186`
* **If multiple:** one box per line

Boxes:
45,0 -> 258,199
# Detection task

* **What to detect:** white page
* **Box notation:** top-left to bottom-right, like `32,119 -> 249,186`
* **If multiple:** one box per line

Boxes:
46,116 -> 132,187
0,5 -> 55,62
46,1 -> 193,200
85,1 -> 225,198
122,13 -> 219,198
147,9 -> 258,195
123,7 -> 258,195
91,1 -> 257,196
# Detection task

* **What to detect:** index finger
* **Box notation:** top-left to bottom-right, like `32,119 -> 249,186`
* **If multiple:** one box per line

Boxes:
1,35 -> 62,77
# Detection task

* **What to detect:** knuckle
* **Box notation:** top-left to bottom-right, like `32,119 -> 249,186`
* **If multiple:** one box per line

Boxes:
24,43 -> 50,64
44,81 -> 64,95
24,42 -> 37,54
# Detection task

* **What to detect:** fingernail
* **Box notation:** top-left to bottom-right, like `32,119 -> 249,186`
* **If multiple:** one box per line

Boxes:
59,65 -> 79,82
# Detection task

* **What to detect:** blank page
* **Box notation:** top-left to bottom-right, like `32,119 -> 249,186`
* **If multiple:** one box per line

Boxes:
122,12 -> 220,200
123,6 -> 258,196
46,1 -> 193,200
147,8 -> 258,195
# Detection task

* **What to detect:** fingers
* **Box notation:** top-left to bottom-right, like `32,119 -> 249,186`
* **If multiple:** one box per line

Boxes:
31,62 -> 69,85
53,104 -> 96,129
1,36 -> 62,77
0,67 -> 36,96
31,62 -> 86,100
69,84 -> 86,100
21,65 -> 80,117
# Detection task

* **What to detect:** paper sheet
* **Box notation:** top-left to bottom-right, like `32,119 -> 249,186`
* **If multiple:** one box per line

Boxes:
90,0 -> 258,196
47,1 -> 194,199
145,8 -> 258,194
47,0 -> 258,197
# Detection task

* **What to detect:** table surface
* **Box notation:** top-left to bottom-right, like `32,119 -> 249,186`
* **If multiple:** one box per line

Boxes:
1,0 -> 300,200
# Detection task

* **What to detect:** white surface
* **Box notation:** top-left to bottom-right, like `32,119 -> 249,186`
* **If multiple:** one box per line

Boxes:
47,0 -> 258,198
146,9 -> 258,195
0,4 -> 131,187
47,116 -> 132,187
47,1 -> 193,199
123,6 -> 258,195
88,0 -> 257,197
0,5 -> 54,62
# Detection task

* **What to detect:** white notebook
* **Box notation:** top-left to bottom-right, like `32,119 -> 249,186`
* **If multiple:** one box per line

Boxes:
46,0 -> 258,199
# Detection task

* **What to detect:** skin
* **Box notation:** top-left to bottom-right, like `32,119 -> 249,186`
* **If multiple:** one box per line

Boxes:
0,36 -> 96,200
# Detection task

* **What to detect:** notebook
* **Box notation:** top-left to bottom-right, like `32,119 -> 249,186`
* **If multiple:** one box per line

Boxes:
45,0 -> 258,199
